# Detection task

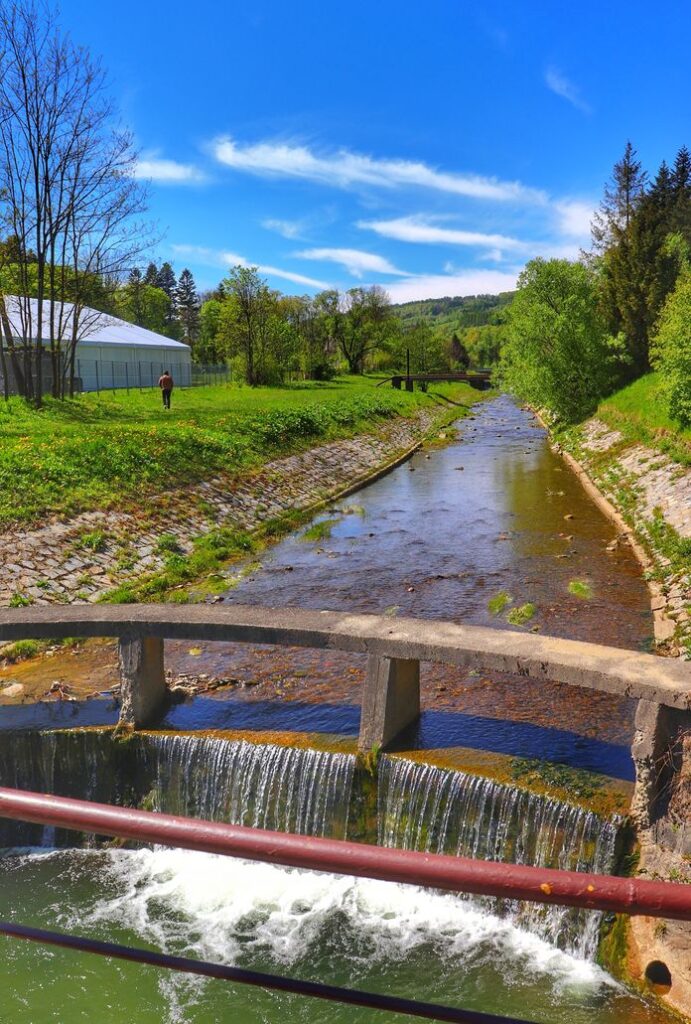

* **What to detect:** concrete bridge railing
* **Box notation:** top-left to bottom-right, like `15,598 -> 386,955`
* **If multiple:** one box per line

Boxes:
1,604 -> 690,826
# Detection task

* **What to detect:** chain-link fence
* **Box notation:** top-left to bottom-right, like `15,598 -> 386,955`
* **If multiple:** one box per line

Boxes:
74,359 -> 230,393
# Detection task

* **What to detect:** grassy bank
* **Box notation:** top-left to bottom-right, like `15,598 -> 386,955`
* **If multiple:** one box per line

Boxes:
0,377 -> 479,528
595,372 -> 691,466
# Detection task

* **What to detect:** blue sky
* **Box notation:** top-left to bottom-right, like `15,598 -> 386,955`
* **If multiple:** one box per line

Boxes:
59,0 -> 691,301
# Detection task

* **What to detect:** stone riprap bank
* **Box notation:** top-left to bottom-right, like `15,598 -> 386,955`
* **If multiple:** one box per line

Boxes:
0,407 -> 447,608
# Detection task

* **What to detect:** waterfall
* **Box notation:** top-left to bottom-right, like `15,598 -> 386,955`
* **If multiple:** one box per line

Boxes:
0,730 -> 622,959
0,731 -> 355,845
138,735 -> 355,839
377,756 -> 621,959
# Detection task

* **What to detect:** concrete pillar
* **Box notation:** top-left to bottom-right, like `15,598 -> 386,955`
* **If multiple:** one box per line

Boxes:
391,376 -> 401,390
405,378 -> 414,392
631,699 -> 677,830
359,654 -> 420,752
117,636 -> 166,728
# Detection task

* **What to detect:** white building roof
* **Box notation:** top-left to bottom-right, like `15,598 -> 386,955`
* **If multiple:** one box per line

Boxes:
2,295 -> 190,351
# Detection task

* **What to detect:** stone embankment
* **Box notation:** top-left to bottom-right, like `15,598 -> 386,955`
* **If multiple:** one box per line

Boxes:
0,407 -> 449,609
554,418 -> 691,660
553,416 -> 691,1017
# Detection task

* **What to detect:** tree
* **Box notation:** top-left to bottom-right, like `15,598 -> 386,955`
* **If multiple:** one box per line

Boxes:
155,261 -> 179,338
501,259 -> 618,423
340,286 -> 393,374
176,268 -> 200,346
0,0 -> 149,401
198,298 -> 224,364
651,258 -> 691,426
114,282 -> 169,335
220,265 -> 285,385
449,331 -> 470,370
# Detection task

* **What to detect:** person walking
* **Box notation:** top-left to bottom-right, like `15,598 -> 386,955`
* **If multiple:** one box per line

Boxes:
158,370 -> 174,409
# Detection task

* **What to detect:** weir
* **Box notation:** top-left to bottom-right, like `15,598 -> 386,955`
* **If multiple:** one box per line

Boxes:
0,729 -> 623,959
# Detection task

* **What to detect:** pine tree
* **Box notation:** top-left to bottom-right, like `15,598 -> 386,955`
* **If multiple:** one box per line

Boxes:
143,261 -> 159,287
592,143 -> 650,375
154,261 -> 180,338
126,267 -> 145,325
591,141 -> 647,252
176,268 -> 201,347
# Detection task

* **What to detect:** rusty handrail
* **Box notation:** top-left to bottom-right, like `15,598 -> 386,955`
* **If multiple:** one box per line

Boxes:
1,786 -> 690,920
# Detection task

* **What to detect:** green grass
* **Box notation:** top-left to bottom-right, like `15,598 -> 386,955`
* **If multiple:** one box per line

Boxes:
0,376 -> 479,528
596,372 -> 691,465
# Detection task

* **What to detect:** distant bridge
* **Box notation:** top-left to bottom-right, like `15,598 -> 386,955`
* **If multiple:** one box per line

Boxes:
377,371 -> 493,391
1,604 -> 689,832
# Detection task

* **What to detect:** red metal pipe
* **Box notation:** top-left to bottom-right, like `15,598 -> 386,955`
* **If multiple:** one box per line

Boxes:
1,786 -> 690,921
0,921 -> 536,1024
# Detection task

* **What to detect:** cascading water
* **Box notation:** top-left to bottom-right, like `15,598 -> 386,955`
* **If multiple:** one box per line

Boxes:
138,734 -> 355,838
377,755 -> 622,958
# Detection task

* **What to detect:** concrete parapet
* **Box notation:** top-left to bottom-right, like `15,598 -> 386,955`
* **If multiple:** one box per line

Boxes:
359,655 -> 420,751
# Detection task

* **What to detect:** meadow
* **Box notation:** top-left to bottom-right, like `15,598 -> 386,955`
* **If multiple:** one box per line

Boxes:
0,377 -> 477,527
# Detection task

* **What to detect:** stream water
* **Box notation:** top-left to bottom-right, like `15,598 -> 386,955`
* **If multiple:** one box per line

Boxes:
0,396 -> 671,1023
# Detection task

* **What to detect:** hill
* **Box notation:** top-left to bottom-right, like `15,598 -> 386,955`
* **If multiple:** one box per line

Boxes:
393,292 -> 514,331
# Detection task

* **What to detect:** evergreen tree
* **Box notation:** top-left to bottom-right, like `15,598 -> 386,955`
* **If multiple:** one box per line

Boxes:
154,261 -> 180,338
143,261 -> 159,287
126,267 -> 145,325
176,268 -> 201,347
449,332 -> 470,369
592,143 -> 650,375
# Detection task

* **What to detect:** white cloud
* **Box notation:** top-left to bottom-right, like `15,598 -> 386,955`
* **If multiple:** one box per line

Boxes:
358,214 -> 585,262
171,244 -> 330,290
257,264 -> 331,289
384,269 -> 519,303
554,199 -> 594,238
545,67 -> 591,114
134,158 -> 206,184
212,136 -> 547,203
296,247 -> 409,278
261,218 -> 307,240
359,215 -> 525,251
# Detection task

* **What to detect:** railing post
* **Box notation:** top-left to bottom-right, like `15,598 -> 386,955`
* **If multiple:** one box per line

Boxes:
358,655 -> 420,752
117,635 -> 166,728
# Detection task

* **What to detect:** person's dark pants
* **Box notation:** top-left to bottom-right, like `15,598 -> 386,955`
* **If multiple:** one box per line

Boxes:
162,388 -> 172,409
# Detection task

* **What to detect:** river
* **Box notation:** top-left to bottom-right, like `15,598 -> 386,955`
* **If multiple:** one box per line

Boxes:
0,396 -> 673,1024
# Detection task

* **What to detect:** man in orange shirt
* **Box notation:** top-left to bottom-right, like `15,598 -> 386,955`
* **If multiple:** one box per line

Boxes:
158,370 -> 174,409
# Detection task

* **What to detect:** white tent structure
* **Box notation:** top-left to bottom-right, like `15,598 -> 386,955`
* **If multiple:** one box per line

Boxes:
0,296 -> 192,393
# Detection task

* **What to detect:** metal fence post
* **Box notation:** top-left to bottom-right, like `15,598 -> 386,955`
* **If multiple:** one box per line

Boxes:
95,361 -> 100,396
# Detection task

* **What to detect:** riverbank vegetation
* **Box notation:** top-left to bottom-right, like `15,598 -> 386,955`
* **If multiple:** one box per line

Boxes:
0,377 -> 479,527
500,143 -> 691,432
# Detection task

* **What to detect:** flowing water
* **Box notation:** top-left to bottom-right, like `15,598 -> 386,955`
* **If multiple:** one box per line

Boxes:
0,396 -> 669,1022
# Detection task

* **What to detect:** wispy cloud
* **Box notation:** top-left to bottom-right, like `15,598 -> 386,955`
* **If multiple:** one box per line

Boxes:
296,247 -> 409,278
212,136 -> 547,203
384,269 -> 519,304
358,214 -> 585,262
358,215 -> 525,251
261,218 -> 307,240
171,244 -> 331,290
545,67 -> 591,114
134,157 -> 206,184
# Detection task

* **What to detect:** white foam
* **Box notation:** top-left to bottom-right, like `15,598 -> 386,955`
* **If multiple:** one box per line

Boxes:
70,847 -> 614,992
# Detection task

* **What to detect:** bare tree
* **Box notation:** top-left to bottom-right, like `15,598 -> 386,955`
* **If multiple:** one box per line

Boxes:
0,0 -> 150,402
